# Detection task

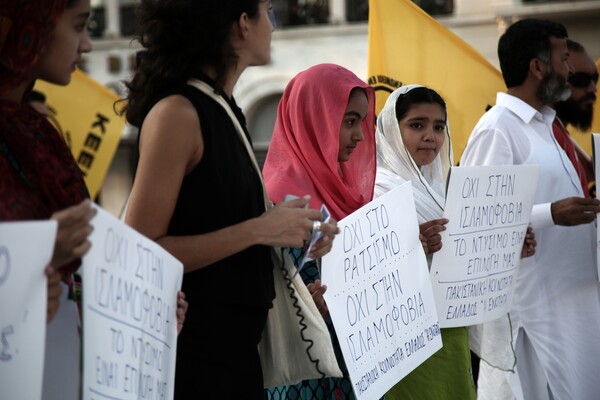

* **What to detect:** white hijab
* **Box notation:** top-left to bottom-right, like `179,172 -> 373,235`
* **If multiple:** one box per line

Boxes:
374,85 -> 453,223
376,86 -> 517,373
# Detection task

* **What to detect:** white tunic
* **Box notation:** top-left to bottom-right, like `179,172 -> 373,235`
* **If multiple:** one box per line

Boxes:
461,93 -> 600,400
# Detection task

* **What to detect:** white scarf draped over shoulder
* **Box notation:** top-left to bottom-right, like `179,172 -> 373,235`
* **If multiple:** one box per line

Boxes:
374,84 -> 453,224
375,86 -> 518,375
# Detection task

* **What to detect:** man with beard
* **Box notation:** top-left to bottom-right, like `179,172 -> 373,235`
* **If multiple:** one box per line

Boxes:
553,39 -> 598,197
461,19 -> 600,400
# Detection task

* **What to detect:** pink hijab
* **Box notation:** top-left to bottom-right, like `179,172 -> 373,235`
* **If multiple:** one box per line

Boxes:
263,63 -> 376,220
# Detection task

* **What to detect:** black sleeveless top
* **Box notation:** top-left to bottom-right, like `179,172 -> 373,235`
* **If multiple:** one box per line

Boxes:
146,80 -> 275,308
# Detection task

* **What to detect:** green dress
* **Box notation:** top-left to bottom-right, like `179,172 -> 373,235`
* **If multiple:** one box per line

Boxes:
384,327 -> 476,400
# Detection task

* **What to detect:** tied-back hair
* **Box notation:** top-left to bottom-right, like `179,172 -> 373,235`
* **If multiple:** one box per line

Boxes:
498,18 -> 568,88
121,0 -> 261,128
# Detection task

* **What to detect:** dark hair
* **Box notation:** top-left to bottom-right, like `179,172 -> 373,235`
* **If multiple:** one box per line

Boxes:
122,0 -> 262,128
24,89 -> 46,104
349,86 -> 367,100
567,39 -> 584,53
498,19 -> 568,88
395,87 -> 447,121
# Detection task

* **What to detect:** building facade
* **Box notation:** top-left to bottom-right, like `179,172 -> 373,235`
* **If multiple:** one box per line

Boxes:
86,0 -> 600,215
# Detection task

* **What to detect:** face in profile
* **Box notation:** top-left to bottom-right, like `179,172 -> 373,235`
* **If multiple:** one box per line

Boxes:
34,0 -> 92,86
338,88 -> 369,162
398,102 -> 446,168
555,50 -> 598,131
568,51 -> 598,109
537,36 -> 571,104
247,0 -> 274,67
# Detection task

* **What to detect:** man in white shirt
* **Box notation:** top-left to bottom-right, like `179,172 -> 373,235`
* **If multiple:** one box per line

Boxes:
553,39 -> 598,198
555,40 -> 598,135
461,19 -> 600,400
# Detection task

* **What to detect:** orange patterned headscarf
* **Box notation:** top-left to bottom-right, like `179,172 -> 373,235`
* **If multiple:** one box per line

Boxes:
263,63 -> 377,220
0,0 -> 67,93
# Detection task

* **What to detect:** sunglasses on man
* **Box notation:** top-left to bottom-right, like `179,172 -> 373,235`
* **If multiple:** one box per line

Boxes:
568,71 -> 599,88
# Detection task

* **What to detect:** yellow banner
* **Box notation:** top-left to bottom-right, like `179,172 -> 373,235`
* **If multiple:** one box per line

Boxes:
34,69 -> 125,199
367,0 -> 506,161
570,59 -> 600,155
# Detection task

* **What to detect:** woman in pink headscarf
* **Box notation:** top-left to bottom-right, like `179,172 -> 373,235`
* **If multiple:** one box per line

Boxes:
263,63 -> 376,400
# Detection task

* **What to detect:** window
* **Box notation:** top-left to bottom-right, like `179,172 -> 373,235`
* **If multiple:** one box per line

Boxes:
120,3 -> 137,36
413,0 -> 453,15
346,0 -> 369,22
346,0 -> 454,21
272,0 -> 329,27
88,6 -> 105,38
87,0 -> 138,38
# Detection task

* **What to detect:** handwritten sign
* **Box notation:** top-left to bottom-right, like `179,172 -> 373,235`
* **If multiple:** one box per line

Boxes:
322,183 -> 442,400
593,133 -> 600,279
81,207 -> 183,400
0,221 -> 57,400
430,165 -> 538,328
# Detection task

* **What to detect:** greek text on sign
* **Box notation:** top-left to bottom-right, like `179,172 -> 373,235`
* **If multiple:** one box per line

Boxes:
430,165 -> 539,328
81,206 -> 183,400
0,221 -> 56,400
322,182 -> 442,400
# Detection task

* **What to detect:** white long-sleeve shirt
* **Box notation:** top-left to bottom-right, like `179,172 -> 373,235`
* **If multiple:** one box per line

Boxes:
461,92 -> 600,400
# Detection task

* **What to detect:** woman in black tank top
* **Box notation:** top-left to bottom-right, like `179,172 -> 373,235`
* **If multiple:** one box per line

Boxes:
120,1 -> 339,398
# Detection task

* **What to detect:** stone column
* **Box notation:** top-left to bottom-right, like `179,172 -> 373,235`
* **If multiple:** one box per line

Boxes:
329,0 -> 346,24
105,0 -> 120,38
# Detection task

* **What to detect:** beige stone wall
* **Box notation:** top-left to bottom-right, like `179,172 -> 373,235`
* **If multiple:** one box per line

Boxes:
86,0 -> 600,215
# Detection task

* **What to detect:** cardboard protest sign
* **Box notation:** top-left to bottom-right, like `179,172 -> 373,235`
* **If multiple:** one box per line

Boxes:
322,183 -> 442,400
0,221 -> 57,400
593,133 -> 600,279
81,207 -> 183,400
430,165 -> 538,328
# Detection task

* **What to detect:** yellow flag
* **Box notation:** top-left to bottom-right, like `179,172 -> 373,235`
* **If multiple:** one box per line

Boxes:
35,69 -> 125,199
367,0 -> 506,161
570,59 -> 600,155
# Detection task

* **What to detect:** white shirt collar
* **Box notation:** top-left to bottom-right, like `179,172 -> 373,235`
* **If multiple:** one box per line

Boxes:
496,92 -> 556,126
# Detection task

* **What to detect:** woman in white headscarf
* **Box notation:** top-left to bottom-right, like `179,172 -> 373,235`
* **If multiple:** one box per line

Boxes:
374,85 -> 476,399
